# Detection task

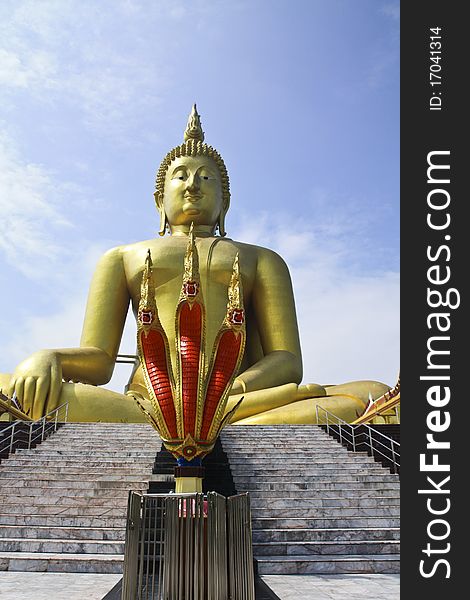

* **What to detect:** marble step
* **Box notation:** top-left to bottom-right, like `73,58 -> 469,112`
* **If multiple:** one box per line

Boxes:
0,495 -> 133,507
0,490 -> 137,503
223,437 -> 354,443
0,467 -> 154,477
232,480 -> 400,491
224,437 -> 353,443
47,438 -> 154,443
59,424 -> 155,429
249,497 -> 400,509
252,527 -> 400,543
230,467 -> 388,476
229,455 -> 377,462
250,507 -> 400,518
255,554 -> 400,575
248,488 -> 400,499
9,451 -> 157,460
0,467 -> 153,480
253,540 -> 400,556
40,445 -> 159,452
0,525 -> 125,540
52,432 -> 155,436
42,439 -> 157,446
227,456 -> 377,465
226,443 -> 346,449
224,429 -> 327,434
0,514 -> 127,528
43,438 -> 160,445
232,471 -> 390,479
15,450 -> 158,457
0,479 -> 149,489
4,459 -> 155,468
0,551 -> 123,573
0,538 -> 124,554
224,426 -> 327,432
252,517 -> 400,529
48,428 -> 158,434
0,505 -> 128,516
224,447 -> 359,453
232,459 -> 387,467
46,438 -> 158,444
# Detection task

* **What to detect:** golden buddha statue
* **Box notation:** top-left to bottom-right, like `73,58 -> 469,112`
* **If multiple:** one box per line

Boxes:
0,106 -> 389,424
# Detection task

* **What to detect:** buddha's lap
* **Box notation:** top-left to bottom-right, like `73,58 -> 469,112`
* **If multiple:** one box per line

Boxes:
1,373 -> 389,423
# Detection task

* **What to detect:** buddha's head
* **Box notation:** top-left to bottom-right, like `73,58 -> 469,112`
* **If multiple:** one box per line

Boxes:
154,105 -> 230,236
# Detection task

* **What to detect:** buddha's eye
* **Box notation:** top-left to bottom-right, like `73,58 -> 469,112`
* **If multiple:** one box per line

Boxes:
199,170 -> 212,181
172,170 -> 187,181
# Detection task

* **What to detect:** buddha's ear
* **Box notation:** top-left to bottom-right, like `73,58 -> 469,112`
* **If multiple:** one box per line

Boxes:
218,208 -> 227,237
217,194 -> 230,237
154,191 -> 168,237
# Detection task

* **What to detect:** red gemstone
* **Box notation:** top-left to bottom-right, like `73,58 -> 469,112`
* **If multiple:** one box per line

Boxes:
140,310 -> 153,324
184,281 -> 199,297
229,308 -> 245,325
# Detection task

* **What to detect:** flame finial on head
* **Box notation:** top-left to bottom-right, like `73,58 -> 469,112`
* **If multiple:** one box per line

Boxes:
184,104 -> 205,143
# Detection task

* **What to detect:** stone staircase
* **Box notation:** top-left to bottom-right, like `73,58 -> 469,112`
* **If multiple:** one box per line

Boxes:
0,423 -> 160,573
221,425 -> 400,575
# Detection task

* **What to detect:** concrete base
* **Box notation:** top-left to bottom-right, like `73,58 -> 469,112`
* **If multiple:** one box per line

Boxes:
0,572 -> 400,599
0,572 -> 121,599
261,573 -> 399,599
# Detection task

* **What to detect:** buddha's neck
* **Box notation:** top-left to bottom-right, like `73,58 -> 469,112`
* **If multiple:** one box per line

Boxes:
170,224 -> 216,238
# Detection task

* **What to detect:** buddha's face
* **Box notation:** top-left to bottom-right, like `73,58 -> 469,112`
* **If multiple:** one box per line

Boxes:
163,155 -> 223,228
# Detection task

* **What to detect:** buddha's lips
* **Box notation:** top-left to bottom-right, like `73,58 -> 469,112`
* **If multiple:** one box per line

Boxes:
184,193 -> 203,202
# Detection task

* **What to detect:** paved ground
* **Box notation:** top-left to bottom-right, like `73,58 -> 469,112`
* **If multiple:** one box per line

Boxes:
0,573 -> 121,599
0,572 -> 399,599
261,574 -> 400,599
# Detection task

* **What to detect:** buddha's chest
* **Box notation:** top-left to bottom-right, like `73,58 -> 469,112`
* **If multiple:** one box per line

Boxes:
125,239 -> 257,315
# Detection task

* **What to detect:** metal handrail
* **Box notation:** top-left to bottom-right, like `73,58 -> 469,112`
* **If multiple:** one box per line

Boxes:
116,353 -> 139,365
0,400 -> 69,458
315,404 -> 400,474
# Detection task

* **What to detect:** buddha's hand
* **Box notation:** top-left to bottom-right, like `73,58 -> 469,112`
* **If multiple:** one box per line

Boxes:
8,350 -> 62,420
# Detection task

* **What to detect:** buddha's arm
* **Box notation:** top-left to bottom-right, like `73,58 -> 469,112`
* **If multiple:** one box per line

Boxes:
233,248 -> 302,393
8,247 -> 130,418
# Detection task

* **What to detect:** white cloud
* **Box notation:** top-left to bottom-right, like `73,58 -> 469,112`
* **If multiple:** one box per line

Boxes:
0,48 -> 57,90
0,126 -> 112,284
295,267 -> 399,386
0,1 -> 162,140
4,296 -> 88,368
232,211 -> 400,387
0,132 -> 74,279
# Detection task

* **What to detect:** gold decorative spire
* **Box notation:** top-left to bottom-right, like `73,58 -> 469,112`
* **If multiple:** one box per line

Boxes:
138,249 -> 158,327
182,223 -> 201,293
184,104 -> 205,143
225,253 -> 245,328
228,254 -> 242,310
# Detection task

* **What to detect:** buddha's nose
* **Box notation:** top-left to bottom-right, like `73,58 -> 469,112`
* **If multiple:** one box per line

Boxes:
186,172 -> 200,193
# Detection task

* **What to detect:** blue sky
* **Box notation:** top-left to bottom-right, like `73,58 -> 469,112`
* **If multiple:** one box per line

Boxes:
0,0 -> 399,391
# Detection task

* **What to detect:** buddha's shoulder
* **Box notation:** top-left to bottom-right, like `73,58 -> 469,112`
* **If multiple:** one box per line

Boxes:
224,239 -> 284,259
98,238 -> 288,269
224,239 -> 290,272
99,239 -> 167,260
